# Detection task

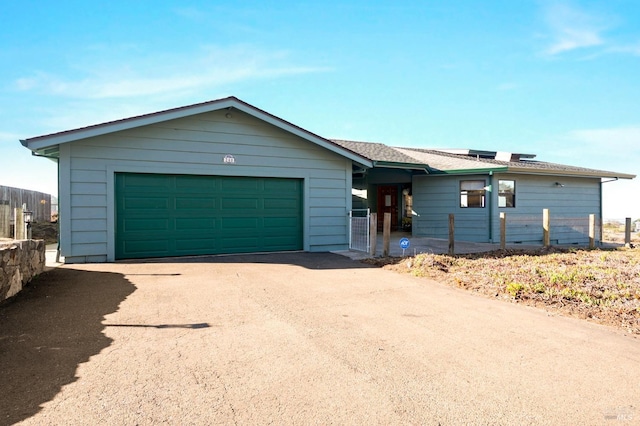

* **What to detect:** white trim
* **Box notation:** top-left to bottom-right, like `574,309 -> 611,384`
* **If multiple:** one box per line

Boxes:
58,144 -> 72,257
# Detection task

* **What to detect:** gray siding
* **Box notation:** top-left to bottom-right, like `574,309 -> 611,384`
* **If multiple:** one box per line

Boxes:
412,173 -> 602,245
412,174 -> 490,242
491,174 -> 601,244
60,109 -> 351,262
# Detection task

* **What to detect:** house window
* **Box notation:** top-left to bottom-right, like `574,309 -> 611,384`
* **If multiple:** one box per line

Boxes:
460,180 -> 486,208
498,180 -> 516,208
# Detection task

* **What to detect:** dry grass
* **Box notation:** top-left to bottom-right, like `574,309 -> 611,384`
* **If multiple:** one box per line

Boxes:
374,246 -> 640,335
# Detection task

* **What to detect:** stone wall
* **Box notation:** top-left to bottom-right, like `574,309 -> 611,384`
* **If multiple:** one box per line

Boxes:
0,240 -> 46,302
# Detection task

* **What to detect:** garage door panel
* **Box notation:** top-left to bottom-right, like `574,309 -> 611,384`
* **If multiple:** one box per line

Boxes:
263,217 -> 297,228
222,217 -> 259,229
263,236 -> 301,247
221,198 -> 259,209
124,218 -> 170,232
175,238 -> 218,251
264,198 -> 299,210
221,236 -> 260,250
121,174 -> 172,191
115,173 -> 302,259
125,197 -> 169,210
221,178 -> 260,191
175,175 -> 217,190
175,197 -> 216,209
175,218 -> 216,230
264,179 -> 299,192
124,239 -> 170,254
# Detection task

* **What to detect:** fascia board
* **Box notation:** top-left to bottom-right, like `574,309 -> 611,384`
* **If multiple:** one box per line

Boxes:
21,97 -> 374,167
505,167 -> 636,180
428,167 -> 508,175
23,98 -> 238,150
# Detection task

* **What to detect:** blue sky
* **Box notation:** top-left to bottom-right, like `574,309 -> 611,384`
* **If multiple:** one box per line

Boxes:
1,0 -> 638,219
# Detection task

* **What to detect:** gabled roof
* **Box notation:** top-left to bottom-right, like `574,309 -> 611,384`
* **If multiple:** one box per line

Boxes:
20,97 -> 373,167
331,139 -> 635,180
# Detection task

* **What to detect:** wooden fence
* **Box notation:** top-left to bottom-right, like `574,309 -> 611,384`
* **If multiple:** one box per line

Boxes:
0,185 -> 52,238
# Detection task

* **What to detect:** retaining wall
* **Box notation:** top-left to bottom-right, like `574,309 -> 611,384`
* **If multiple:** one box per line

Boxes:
0,240 -> 46,302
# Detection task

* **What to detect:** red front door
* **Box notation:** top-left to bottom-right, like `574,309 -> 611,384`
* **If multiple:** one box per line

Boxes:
377,185 -> 398,230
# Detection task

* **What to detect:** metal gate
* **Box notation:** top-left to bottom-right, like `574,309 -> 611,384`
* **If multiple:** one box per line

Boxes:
349,209 -> 370,252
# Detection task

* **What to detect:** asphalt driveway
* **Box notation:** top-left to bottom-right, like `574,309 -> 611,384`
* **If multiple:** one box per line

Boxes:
1,252 -> 638,425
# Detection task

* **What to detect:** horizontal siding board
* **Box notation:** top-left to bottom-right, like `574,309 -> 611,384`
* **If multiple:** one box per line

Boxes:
70,207 -> 106,220
71,194 -> 107,207
73,136 -> 336,163
70,182 -> 107,195
70,243 -> 108,257
309,225 -> 347,237
71,169 -> 107,183
71,145 -> 344,171
308,198 -> 345,208
492,174 -> 601,243
72,218 -> 107,232
72,231 -> 108,244
309,207 -> 345,217
309,178 -> 346,189
308,234 -> 348,245
310,188 -> 345,198
309,216 -> 347,226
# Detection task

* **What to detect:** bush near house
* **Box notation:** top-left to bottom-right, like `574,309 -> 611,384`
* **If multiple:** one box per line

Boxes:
375,247 -> 640,335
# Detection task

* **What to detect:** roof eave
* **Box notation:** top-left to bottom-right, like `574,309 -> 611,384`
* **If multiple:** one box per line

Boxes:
21,97 -> 373,168
373,161 -> 430,172
505,167 -> 636,180
427,167 -> 508,175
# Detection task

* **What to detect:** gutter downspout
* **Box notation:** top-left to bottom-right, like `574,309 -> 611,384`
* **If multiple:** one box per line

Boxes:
25,145 -> 61,260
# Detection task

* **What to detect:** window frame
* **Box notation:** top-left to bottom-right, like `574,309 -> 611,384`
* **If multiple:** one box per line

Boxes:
498,179 -> 516,208
459,180 -> 486,208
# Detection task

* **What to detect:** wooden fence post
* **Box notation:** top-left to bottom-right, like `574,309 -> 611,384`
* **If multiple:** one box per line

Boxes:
448,213 -> 455,255
589,214 -> 595,249
0,202 -> 10,238
500,212 -> 506,250
14,207 -> 24,240
369,213 -> 377,256
625,217 -> 632,248
543,209 -> 550,247
383,213 -> 391,257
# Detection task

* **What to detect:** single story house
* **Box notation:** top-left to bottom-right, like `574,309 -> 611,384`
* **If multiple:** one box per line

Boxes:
332,141 -> 635,244
21,97 -> 635,263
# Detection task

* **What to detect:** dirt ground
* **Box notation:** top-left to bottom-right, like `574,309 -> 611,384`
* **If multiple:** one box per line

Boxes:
1,252 -> 639,425
376,246 -> 640,335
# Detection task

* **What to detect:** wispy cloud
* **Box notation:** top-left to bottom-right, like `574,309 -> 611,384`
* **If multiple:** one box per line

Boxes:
497,82 -> 518,91
542,3 -> 607,55
566,126 -> 640,152
539,126 -> 640,174
606,43 -> 640,56
173,7 -> 207,21
13,45 -> 331,99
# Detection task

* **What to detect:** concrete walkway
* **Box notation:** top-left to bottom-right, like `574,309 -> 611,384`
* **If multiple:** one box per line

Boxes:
336,232 -> 543,260
45,243 -> 64,269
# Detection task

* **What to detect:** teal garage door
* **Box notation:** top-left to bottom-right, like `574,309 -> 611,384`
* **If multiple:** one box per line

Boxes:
115,173 -> 303,259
